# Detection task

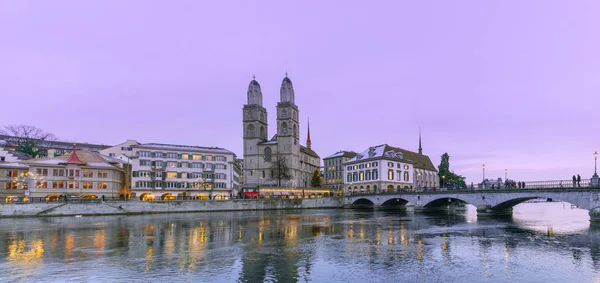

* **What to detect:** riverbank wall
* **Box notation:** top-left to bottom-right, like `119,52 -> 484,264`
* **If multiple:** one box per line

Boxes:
0,198 -> 345,218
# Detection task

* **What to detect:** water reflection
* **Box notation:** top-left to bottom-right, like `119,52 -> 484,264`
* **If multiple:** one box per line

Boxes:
0,204 -> 599,282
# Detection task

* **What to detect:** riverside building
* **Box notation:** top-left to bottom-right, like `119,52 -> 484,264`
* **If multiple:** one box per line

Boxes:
343,141 -> 437,194
101,140 -> 240,201
323,151 -> 357,195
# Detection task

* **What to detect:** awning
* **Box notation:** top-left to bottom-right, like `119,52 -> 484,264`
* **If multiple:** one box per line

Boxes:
281,192 -> 290,195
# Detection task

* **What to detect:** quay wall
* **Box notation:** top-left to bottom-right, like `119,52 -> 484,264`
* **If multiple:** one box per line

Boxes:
0,198 -> 344,218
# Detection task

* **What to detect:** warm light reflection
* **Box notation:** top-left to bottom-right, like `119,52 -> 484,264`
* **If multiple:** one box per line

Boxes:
65,233 -> 74,259
417,239 -> 423,263
94,230 -> 106,251
388,230 -> 394,245
8,239 -> 45,264
145,246 -> 154,272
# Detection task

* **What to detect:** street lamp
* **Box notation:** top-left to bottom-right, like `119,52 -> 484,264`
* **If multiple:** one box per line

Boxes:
504,169 -> 508,181
442,175 -> 445,188
482,164 -> 486,182
594,151 -> 598,176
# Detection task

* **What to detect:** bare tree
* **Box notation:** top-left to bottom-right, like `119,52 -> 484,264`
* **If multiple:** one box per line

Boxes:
269,153 -> 291,187
0,125 -> 56,158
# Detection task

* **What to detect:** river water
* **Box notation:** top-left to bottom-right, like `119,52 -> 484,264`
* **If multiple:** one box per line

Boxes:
1,202 -> 599,283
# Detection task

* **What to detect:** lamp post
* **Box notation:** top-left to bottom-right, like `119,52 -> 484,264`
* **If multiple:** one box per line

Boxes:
442,175 -> 445,189
594,151 -> 598,176
482,164 -> 486,190
504,169 -> 508,182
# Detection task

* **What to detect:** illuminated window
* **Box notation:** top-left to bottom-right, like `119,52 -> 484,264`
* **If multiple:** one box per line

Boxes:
167,172 -> 177,178
182,154 -> 190,160
404,171 -> 409,181
52,182 -> 65,189
388,170 -> 394,180
68,182 -> 79,189
359,171 -> 364,181
83,182 -> 93,189
83,170 -> 94,178
98,171 -> 108,178
404,165 -> 409,170
36,181 -> 48,188
193,155 -> 201,160
98,183 -> 107,189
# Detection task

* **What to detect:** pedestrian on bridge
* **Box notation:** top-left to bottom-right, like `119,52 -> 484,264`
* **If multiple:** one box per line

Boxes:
577,174 -> 581,187
573,175 -> 577,187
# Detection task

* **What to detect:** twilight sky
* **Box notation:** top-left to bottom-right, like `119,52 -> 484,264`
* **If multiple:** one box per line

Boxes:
1,1 -> 599,183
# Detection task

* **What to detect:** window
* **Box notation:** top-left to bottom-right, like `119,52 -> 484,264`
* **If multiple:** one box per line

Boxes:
359,171 -> 364,181
52,182 -> 65,189
388,170 -> 394,180
366,163 -> 370,168
359,164 -> 364,169
353,165 -> 358,170
397,163 -> 401,168
366,170 -> 371,181
98,183 -> 107,189
216,164 -> 226,169
182,154 -> 190,160
372,162 -> 378,167
167,153 -> 178,159
140,160 -> 151,166
347,173 -> 351,182
6,170 -> 17,177
167,172 -> 177,178
193,155 -> 201,160
215,156 -> 227,162
167,162 -> 177,168
0,157 -> 4,162
36,168 -> 48,176
83,170 -> 94,178
36,181 -> 48,188
98,171 -> 108,178
264,147 -> 272,162
347,166 -> 352,171
352,172 -> 358,182
373,170 -> 379,180
83,182 -> 93,189
388,162 -> 394,167
139,151 -> 151,157
404,171 -> 409,181
6,182 -> 17,189
68,182 -> 79,189
397,171 -> 401,181
404,165 -> 409,170
68,169 -> 80,177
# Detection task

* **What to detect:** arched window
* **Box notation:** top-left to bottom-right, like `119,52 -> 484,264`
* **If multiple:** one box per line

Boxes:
264,147 -> 272,162
281,122 -> 289,135
246,124 -> 255,137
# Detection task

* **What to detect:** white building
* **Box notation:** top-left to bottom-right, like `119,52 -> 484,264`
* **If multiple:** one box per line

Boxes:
242,74 -> 321,190
101,140 -> 240,201
343,143 -> 438,194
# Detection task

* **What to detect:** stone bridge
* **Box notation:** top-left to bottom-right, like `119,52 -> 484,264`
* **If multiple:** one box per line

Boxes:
344,189 -> 600,221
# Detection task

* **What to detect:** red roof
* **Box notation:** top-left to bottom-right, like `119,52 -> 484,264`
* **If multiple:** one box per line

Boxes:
64,145 -> 86,165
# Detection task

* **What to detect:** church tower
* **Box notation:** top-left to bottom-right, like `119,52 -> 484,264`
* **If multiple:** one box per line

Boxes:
243,76 -> 268,187
276,73 -> 300,175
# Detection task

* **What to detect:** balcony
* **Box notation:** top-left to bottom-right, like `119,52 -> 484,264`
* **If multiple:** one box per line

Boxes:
203,167 -> 215,172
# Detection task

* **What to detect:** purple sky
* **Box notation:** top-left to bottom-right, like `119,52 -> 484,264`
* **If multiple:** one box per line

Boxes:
1,1 -> 599,183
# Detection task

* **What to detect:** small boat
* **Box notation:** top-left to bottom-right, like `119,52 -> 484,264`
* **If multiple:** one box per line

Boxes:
75,215 -> 83,218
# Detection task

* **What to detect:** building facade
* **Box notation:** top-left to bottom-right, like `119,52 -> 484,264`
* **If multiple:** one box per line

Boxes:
101,140 -> 239,201
323,151 -> 357,194
0,148 -> 130,202
242,75 -> 321,190
343,144 -> 438,194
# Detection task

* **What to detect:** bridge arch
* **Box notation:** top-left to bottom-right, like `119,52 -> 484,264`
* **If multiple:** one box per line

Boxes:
352,198 -> 375,208
424,197 -> 469,208
381,198 -> 409,207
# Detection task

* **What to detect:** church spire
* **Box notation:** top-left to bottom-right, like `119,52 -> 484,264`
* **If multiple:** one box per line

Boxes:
307,118 -> 312,149
418,128 -> 422,155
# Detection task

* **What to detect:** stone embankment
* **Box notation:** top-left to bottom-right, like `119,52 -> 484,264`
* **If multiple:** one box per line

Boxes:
0,198 -> 344,218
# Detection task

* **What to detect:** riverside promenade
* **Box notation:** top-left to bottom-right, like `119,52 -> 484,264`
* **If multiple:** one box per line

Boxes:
0,197 -> 344,218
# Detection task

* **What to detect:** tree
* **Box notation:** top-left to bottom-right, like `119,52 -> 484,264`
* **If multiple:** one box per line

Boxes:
310,169 -> 322,187
269,153 -> 291,187
437,153 -> 467,188
0,125 -> 56,158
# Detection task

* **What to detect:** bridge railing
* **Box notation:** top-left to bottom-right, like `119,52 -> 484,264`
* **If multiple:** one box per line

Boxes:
522,179 -> 590,189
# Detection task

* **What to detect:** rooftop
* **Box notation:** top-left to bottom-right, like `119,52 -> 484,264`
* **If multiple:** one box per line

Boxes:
134,143 -> 234,155
346,144 -> 436,172
324,150 -> 357,159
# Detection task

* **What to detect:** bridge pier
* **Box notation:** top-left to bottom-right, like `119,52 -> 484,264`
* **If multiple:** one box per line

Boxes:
589,208 -> 600,222
476,205 -> 513,216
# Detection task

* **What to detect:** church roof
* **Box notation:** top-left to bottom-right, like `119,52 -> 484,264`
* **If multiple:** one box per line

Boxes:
347,144 -> 436,172
300,145 -> 320,158
258,134 -> 279,145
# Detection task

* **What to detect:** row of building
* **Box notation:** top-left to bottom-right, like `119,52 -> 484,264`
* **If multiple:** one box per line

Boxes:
0,74 -> 438,202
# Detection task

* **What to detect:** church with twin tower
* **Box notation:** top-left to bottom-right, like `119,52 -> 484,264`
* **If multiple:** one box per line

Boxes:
242,74 -> 321,191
